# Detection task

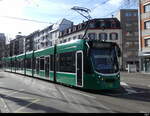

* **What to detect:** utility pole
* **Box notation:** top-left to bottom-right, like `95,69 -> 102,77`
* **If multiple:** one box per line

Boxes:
71,6 -> 92,39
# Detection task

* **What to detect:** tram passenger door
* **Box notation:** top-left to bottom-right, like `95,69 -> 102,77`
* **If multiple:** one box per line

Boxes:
76,51 -> 83,87
45,56 -> 50,78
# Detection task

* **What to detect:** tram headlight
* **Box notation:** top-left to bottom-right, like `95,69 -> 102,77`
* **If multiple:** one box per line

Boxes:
116,75 -> 120,79
98,76 -> 103,80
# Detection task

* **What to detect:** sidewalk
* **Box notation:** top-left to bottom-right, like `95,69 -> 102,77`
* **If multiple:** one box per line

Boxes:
120,71 -> 150,79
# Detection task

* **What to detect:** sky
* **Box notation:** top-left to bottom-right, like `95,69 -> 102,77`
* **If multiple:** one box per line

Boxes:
0,0 -> 137,40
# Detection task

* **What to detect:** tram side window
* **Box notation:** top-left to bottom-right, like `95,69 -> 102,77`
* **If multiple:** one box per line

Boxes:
17,60 -> 20,69
32,58 -> 36,69
12,61 -> 14,68
20,60 -> 22,69
58,52 -> 75,73
16,60 -> 18,70
8,61 -> 10,68
17,60 -> 19,69
40,57 -> 44,70
15,60 -> 17,69
26,58 -> 32,69
50,55 -> 54,71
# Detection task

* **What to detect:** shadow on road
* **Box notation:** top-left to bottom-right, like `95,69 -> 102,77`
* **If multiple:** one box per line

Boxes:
0,87 -> 110,113
0,92 -> 65,113
69,85 -> 150,103
95,86 -> 150,103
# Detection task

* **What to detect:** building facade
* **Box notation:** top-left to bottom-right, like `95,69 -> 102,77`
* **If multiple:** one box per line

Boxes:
34,18 -> 73,50
0,33 -> 6,68
0,33 -> 6,58
4,44 -> 10,57
117,9 -> 139,71
58,18 -> 123,68
25,30 -> 39,52
10,35 -> 26,56
139,0 -> 150,73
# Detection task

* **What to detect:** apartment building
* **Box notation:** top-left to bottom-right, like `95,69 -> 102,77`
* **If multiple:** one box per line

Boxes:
34,18 -> 73,50
117,9 -> 139,71
139,0 -> 150,73
25,30 -> 39,52
0,33 -> 6,68
0,33 -> 6,58
10,35 -> 26,56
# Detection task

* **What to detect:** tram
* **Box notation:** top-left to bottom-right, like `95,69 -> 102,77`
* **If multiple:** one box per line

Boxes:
3,39 -> 121,90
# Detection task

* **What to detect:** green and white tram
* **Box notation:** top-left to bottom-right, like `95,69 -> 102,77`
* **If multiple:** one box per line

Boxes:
3,39 -> 121,90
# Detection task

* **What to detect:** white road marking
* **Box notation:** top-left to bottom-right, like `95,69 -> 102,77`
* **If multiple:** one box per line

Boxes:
139,111 -> 148,113
14,99 -> 40,113
5,89 -> 24,97
121,82 -> 138,94
58,89 -> 80,112
125,88 -> 137,94
120,82 -> 129,86
0,97 -> 10,113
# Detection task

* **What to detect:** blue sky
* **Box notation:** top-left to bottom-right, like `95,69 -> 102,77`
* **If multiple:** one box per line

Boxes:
0,0 -> 137,39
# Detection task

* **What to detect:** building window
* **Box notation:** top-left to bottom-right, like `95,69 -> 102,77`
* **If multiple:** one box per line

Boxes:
99,33 -> 107,41
125,12 -> 132,17
111,21 -> 116,28
78,34 -> 83,39
144,20 -> 150,29
110,33 -> 118,40
125,31 -> 132,36
88,33 -> 96,40
145,38 -> 150,47
134,32 -> 139,36
68,38 -> 71,41
126,23 -> 132,27
73,36 -> 76,40
73,26 -> 77,32
100,21 -> 105,28
133,12 -> 137,17
63,39 -> 67,43
89,22 -> 95,28
144,3 -> 150,13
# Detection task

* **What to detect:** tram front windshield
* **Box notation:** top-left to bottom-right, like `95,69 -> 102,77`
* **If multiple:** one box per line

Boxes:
90,48 -> 119,74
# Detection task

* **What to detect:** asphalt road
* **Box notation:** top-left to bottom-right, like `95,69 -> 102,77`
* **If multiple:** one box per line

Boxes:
0,70 -> 150,113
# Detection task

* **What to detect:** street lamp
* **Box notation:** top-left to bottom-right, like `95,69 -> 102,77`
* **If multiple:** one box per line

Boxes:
71,6 -> 92,39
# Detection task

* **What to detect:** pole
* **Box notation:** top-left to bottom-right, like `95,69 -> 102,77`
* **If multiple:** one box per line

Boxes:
71,6 -> 92,39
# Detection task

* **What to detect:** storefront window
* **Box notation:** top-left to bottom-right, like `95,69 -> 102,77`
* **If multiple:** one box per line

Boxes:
144,58 -> 150,72
145,38 -> 150,47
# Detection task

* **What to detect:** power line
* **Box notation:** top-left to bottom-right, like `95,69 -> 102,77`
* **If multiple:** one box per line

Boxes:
0,16 -> 52,24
